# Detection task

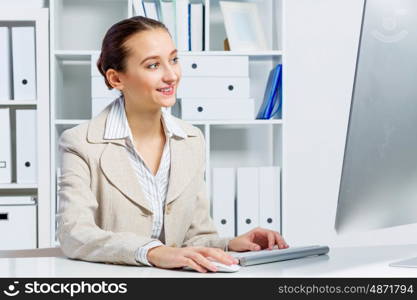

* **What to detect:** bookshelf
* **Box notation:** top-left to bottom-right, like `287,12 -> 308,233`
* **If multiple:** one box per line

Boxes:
50,0 -> 284,245
0,8 -> 50,249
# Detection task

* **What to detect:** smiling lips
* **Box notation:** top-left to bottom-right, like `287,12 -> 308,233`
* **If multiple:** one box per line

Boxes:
157,85 -> 175,96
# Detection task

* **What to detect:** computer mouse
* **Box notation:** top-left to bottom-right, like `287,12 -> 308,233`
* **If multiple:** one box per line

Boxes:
211,261 -> 241,273
183,261 -> 241,273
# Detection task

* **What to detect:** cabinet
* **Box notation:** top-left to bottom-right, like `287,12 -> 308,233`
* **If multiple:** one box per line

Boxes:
0,8 -> 50,248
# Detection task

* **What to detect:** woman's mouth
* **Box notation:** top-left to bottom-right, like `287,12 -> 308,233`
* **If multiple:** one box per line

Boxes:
156,85 -> 175,96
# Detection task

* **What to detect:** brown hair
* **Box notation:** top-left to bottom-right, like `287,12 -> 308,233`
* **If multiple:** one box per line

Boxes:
96,16 -> 170,89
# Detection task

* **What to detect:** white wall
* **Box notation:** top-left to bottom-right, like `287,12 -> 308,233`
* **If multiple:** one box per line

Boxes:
283,0 -> 417,247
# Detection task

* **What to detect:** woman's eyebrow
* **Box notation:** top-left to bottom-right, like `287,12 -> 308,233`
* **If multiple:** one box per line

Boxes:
140,49 -> 178,64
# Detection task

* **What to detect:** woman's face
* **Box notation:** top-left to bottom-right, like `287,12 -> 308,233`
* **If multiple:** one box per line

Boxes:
118,28 -> 181,111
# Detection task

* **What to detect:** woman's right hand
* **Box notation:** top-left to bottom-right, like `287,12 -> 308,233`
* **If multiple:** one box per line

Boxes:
147,245 -> 239,273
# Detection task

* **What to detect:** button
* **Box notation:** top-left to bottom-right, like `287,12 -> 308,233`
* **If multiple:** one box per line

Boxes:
170,243 -> 177,248
166,205 -> 173,214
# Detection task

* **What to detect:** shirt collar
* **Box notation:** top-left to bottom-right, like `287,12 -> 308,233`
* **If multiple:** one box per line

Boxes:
103,96 -> 187,140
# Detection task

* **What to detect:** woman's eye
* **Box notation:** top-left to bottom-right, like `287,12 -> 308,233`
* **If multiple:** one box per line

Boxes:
148,63 -> 159,69
147,57 -> 178,69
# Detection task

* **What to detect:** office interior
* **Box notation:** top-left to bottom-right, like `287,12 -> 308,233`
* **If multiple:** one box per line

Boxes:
0,0 -> 417,276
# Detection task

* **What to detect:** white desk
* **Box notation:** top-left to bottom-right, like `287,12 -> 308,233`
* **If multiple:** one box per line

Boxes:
1,245 -> 417,277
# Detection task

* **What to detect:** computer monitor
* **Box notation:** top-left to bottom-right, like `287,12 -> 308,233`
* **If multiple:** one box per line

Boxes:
335,0 -> 417,233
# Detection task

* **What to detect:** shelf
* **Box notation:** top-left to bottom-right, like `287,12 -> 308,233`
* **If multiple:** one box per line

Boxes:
54,50 -> 97,60
55,119 -> 89,125
54,50 -> 284,58
0,183 -> 38,190
0,101 -> 37,106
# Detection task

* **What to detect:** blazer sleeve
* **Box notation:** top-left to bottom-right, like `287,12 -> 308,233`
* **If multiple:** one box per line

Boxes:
57,129 -> 159,266
181,129 -> 234,250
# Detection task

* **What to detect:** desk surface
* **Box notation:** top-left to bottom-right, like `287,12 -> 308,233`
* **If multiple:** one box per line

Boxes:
2,244 -> 417,277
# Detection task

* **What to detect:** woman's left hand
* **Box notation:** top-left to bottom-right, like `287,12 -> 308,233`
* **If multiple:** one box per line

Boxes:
228,227 -> 289,252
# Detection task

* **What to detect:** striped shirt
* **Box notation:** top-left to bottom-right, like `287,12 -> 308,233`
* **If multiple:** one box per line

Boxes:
103,96 -> 187,266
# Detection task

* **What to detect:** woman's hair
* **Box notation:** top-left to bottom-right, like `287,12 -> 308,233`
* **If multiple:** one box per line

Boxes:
96,16 -> 170,89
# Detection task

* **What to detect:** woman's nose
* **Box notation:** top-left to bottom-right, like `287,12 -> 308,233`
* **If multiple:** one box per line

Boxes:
163,65 -> 179,82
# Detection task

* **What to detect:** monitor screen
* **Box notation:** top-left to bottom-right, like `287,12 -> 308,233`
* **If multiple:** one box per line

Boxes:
335,0 -> 417,233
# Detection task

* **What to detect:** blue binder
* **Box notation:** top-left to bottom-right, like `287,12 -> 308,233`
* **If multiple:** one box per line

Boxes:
256,64 -> 283,119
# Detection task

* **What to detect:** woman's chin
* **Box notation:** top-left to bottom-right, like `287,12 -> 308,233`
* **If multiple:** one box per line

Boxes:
158,97 -> 176,108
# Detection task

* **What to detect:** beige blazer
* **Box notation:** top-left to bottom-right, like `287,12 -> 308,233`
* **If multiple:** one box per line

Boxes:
57,106 -> 231,266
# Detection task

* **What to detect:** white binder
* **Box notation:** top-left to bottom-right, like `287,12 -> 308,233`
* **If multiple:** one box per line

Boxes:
177,77 -> 250,98
175,0 -> 189,51
133,0 -> 146,17
0,27 -> 11,100
190,2 -> 203,51
16,109 -> 37,183
180,98 -> 254,120
143,1 -> 159,20
212,168 -> 235,238
259,166 -> 281,231
91,76 -> 121,98
160,0 -> 176,43
0,108 -> 12,183
237,167 -> 259,235
180,55 -> 249,77
12,26 -> 36,101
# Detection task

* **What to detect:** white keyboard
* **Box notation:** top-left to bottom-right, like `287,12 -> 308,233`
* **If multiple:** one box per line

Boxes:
229,245 -> 330,266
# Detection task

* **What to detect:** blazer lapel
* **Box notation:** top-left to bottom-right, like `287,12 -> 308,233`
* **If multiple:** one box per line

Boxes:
100,142 -> 153,214
165,136 -> 200,205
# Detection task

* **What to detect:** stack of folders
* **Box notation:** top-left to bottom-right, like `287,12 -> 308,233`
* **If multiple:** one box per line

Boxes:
133,0 -> 204,51
91,53 -> 121,118
256,64 -> 283,120
0,26 -> 37,101
211,166 -> 281,238
0,108 -> 38,184
175,55 -> 254,120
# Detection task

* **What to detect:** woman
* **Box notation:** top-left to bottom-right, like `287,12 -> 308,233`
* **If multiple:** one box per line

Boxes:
57,16 -> 288,273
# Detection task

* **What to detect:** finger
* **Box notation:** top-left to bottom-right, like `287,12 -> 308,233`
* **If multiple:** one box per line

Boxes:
266,231 -> 276,249
189,252 -> 218,272
208,248 -> 239,265
183,257 -> 207,273
203,248 -> 237,265
246,242 -> 261,251
274,232 -> 288,249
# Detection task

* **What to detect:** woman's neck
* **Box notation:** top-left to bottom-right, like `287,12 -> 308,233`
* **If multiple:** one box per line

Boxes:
124,97 -> 163,142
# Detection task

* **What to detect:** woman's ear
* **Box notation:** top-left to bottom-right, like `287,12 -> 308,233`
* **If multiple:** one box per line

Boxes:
106,69 -> 124,92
